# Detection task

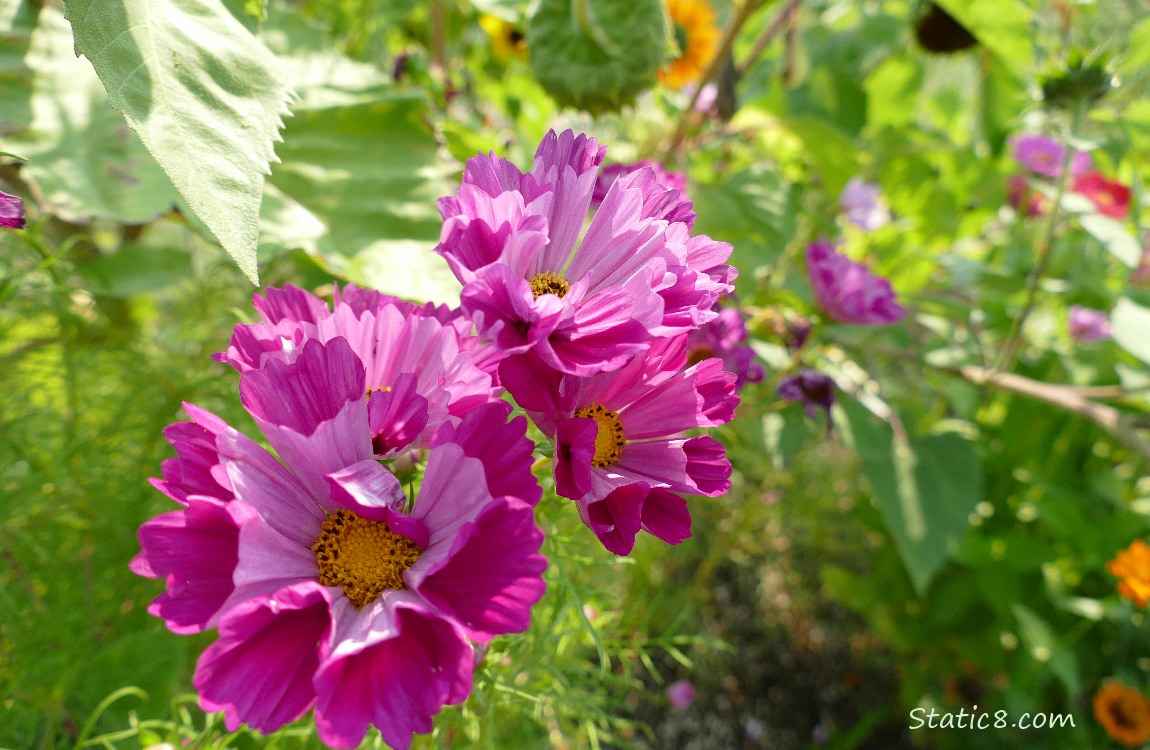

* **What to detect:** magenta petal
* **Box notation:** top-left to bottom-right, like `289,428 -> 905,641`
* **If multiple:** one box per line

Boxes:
367,372 -> 430,455
554,417 -> 596,500
497,350 -> 577,416
541,287 -> 649,376
414,496 -> 546,641
683,436 -> 732,496
461,265 -> 564,354
240,337 -> 365,438
640,488 -> 692,545
325,459 -> 407,514
195,582 -> 331,734
254,285 -> 331,326
133,497 -> 255,634
152,404 -> 235,505
0,188 -> 25,229
431,400 -> 542,506
313,606 -> 473,750
581,483 -> 646,556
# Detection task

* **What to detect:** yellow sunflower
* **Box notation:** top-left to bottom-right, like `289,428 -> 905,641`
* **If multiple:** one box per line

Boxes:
479,14 -> 527,62
660,0 -> 720,89
1108,539 -> 1150,608
1094,681 -> 1150,748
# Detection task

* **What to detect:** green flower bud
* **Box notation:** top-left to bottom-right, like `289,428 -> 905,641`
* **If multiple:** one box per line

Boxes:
527,0 -> 667,113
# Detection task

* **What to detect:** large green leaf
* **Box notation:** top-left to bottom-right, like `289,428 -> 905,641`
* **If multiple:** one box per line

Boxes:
840,399 -> 982,594
65,0 -> 292,283
933,0 -> 1034,78
2,5 -> 179,223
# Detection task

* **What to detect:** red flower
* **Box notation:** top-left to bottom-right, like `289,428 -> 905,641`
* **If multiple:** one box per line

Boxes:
1072,170 -> 1130,219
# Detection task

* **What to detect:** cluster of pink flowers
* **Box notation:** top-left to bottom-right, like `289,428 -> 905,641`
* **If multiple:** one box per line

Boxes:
1008,133 -> 1131,219
133,130 -> 744,746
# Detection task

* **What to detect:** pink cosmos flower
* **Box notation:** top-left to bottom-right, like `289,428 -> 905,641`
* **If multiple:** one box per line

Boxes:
216,284 -> 500,456
1010,134 -> 1092,179
667,679 -> 696,710
806,240 -> 906,326
501,335 -> 738,555
133,337 -> 546,749
1072,171 -> 1130,219
1068,305 -> 1111,342
0,188 -> 24,228
591,160 -> 694,226
839,178 -> 891,232
435,129 -> 735,377
685,306 -> 764,390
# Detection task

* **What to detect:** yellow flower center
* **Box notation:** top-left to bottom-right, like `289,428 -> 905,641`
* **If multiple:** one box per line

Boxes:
529,271 -> 569,299
574,404 -> 626,467
685,344 -> 714,367
312,509 -> 422,609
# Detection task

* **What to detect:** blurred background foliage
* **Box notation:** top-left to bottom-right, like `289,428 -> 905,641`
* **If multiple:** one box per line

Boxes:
4,0 -> 1150,747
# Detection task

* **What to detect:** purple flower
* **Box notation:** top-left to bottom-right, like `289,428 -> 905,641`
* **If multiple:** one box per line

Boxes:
1068,305 -> 1111,342
839,178 -> 890,231
216,285 -> 501,456
133,337 -> 546,749
1010,134 -> 1092,179
0,188 -> 25,229
806,241 -> 906,325
685,307 -> 764,390
435,129 -> 734,377
778,370 -> 836,426
667,679 -> 695,710
592,160 -> 693,225
501,335 -> 738,555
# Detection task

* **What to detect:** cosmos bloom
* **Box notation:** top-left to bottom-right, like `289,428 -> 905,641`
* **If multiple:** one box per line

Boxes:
133,337 -> 546,749
839,178 -> 891,232
778,370 -> 836,428
501,335 -> 738,555
1010,134 -> 1092,179
592,160 -> 694,226
0,188 -> 24,229
216,284 -> 500,455
1072,170 -> 1130,219
1067,305 -> 1111,343
685,306 -> 764,390
1107,539 -> 1150,607
660,0 -> 720,89
1093,681 -> 1150,748
806,240 -> 906,325
435,129 -> 734,376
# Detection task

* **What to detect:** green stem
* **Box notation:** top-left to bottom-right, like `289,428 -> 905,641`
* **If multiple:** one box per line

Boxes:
994,105 -> 1086,372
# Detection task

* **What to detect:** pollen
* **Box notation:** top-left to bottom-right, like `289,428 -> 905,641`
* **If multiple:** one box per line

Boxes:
574,404 -> 627,467
312,509 -> 422,609
529,271 -> 570,299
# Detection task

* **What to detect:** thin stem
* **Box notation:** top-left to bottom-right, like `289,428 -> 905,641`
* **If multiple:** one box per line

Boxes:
663,0 -> 771,160
735,0 -> 802,78
994,106 -> 1085,372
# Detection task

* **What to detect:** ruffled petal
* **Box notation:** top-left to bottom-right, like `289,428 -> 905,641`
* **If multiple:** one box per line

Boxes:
430,401 -> 542,506
578,483 -> 646,556
194,582 -> 332,734
554,417 -> 596,500
313,606 -> 472,750
640,487 -> 692,546
411,496 -> 546,641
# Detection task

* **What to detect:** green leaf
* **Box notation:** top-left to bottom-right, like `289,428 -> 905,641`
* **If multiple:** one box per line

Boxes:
65,0 -> 292,283
1077,213 -> 1141,267
1011,604 -> 1080,697
1112,297 -> 1150,366
933,0 -> 1033,78
3,6 -> 180,223
840,399 -> 981,593
75,244 -> 192,297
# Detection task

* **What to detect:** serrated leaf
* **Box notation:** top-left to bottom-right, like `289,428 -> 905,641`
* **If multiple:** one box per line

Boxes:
2,6 -> 179,222
65,0 -> 292,283
1112,297 -> 1150,366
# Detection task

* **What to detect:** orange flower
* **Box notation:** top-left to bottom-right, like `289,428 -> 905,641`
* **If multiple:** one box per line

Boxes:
1094,681 -> 1150,748
660,0 -> 720,89
1108,540 -> 1150,607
